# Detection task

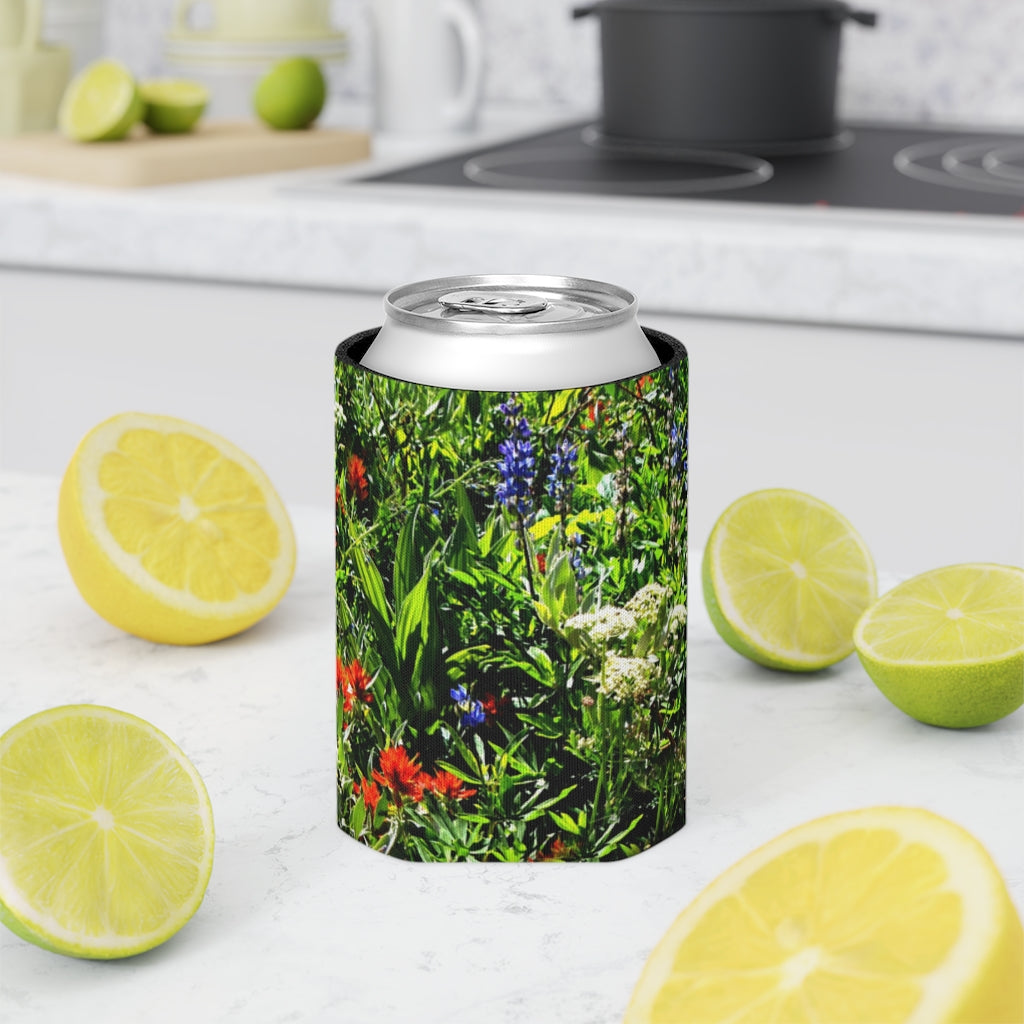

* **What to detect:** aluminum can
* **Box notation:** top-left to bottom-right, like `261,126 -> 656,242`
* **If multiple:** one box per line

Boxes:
336,275 -> 688,862
361,274 -> 661,389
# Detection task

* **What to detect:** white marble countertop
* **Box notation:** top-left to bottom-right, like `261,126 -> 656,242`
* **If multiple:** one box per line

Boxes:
1,105 -> 1023,339
1,471 -> 1021,1024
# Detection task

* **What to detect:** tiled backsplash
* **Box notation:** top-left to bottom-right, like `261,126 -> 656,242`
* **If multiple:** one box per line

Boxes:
105,0 -> 1024,128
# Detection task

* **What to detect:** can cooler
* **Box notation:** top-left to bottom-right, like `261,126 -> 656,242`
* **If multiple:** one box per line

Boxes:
335,294 -> 687,862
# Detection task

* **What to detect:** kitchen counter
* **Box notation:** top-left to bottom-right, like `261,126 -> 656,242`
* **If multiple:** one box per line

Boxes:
2,471 -> 1021,1024
1,106 -> 1022,339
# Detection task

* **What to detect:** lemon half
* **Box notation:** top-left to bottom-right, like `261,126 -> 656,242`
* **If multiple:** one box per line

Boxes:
626,807 -> 1023,1024
58,412 -> 296,645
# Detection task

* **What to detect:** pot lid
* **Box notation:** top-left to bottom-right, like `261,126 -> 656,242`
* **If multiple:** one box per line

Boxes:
577,0 -> 855,14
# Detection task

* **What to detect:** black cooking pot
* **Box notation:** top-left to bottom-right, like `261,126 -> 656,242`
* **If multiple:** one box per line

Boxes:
573,0 -> 878,150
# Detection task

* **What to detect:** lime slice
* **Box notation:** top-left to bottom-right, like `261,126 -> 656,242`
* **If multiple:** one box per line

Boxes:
0,705 -> 214,959
253,57 -> 326,131
141,79 -> 209,135
703,489 -> 877,671
58,412 -> 296,645
59,59 -> 144,142
626,806 -> 1023,1024
854,564 -> 1024,728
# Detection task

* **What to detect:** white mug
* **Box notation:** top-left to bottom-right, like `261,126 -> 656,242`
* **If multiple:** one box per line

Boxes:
371,0 -> 484,136
0,0 -> 43,51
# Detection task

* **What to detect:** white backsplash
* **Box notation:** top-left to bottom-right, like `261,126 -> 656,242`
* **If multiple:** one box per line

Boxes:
102,0 -> 1024,128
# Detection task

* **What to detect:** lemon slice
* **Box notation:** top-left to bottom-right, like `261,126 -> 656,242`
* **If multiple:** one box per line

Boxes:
854,564 -> 1024,728
626,807 -> 1023,1024
0,705 -> 214,959
59,59 -> 144,142
58,412 -> 296,645
140,79 -> 209,134
703,489 -> 877,671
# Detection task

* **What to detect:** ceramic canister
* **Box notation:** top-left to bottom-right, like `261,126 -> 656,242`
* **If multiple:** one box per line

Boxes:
335,276 -> 688,862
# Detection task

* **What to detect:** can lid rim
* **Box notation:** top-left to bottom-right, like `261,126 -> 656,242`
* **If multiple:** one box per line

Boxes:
384,275 -> 639,335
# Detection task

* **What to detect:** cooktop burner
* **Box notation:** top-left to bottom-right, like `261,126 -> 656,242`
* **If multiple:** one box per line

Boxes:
464,144 -> 773,196
362,121 -> 1024,216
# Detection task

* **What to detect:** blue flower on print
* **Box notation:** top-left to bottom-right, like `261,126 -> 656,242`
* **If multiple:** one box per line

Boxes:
495,394 -> 535,517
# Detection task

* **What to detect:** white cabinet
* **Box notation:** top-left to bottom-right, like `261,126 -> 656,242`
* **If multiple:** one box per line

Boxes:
2,267 -> 1021,574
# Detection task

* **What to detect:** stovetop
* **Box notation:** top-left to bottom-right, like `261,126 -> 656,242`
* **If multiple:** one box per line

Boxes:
360,121 -> 1024,217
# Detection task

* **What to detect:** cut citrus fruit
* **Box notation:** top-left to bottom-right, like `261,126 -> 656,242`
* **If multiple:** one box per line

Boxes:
626,807 -> 1023,1024
59,59 -> 144,142
140,79 -> 209,134
58,412 -> 296,645
703,489 -> 877,671
854,564 -> 1024,728
0,705 -> 215,960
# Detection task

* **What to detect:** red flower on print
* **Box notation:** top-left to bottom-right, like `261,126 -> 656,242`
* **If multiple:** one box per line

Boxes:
372,746 -> 426,803
425,770 -> 477,801
346,454 -> 369,501
584,398 -> 606,427
353,777 -> 382,813
535,553 -> 547,574
338,658 -> 375,713
479,691 -> 510,726
635,374 -> 654,397
536,837 -> 572,861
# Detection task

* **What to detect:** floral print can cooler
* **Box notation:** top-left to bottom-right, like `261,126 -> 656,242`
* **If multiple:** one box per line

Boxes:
335,276 -> 688,862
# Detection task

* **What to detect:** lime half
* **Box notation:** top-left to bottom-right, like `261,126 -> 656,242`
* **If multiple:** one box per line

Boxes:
0,705 -> 214,959
141,79 -> 209,134
59,59 -> 144,142
854,563 -> 1024,728
703,489 -> 877,671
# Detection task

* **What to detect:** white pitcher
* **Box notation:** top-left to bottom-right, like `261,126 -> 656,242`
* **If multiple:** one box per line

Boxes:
0,0 -> 43,50
370,0 -> 484,136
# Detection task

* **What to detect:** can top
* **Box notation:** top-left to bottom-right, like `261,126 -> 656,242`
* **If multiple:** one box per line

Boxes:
384,275 -> 639,335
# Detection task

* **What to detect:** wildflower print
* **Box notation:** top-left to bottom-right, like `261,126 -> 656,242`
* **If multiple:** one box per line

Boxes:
336,332 -> 687,861
346,453 -> 369,501
426,770 -> 477,801
546,439 -> 578,509
354,777 -> 382,814
479,691 -> 510,726
565,606 -> 637,643
599,654 -> 660,702
626,582 -> 671,622
450,685 -> 487,728
494,397 -> 536,517
372,746 -> 426,803
338,658 -> 374,713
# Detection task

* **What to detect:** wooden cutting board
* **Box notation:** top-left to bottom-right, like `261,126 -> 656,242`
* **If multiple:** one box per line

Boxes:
0,122 -> 372,188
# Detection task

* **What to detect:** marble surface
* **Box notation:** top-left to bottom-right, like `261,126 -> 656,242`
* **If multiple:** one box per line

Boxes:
1,107 -> 1023,339
1,471 -> 1021,1023
101,0 -> 1024,128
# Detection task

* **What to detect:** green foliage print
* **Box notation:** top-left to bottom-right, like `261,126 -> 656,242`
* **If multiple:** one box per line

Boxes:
335,330 -> 688,862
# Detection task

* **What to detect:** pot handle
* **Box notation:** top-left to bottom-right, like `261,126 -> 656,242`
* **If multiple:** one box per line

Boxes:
826,6 -> 878,26
572,5 -> 597,19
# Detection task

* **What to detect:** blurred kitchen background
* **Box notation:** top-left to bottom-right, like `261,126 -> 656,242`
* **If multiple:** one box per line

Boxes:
99,0 -> 1024,125
2,0 -> 1023,580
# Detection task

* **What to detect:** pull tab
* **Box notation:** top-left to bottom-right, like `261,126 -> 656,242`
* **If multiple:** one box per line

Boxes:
439,292 -> 550,316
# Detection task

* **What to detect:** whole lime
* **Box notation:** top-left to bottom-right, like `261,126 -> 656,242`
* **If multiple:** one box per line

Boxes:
254,57 -> 327,131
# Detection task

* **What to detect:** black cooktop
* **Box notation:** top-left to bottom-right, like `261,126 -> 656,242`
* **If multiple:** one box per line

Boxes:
362,121 -> 1024,217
